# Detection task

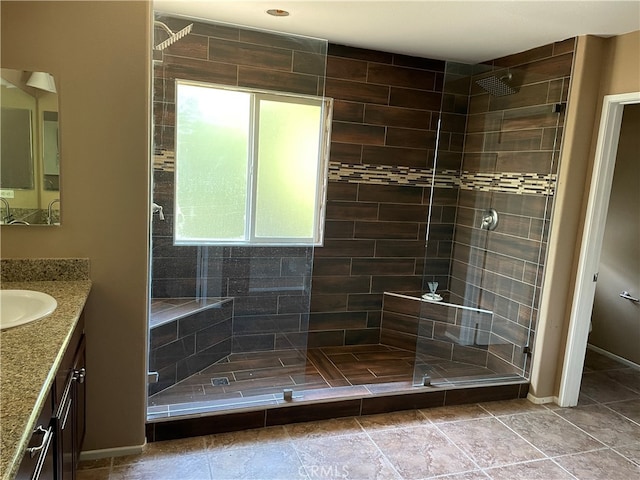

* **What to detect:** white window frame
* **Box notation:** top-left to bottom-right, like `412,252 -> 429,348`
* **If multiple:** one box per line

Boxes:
174,80 -> 332,247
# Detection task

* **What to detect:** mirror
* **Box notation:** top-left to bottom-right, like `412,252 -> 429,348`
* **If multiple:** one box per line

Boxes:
0,68 -> 60,225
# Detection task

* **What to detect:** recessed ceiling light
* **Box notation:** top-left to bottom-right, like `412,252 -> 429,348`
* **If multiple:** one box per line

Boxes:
266,9 -> 289,17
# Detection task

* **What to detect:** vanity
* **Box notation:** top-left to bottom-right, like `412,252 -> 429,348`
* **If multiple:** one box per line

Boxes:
0,260 -> 91,480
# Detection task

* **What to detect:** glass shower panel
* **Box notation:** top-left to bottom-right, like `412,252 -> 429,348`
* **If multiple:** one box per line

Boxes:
415,59 -> 564,386
148,14 -> 327,418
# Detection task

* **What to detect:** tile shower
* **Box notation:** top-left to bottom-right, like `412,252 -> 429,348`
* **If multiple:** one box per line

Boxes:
148,13 -> 574,418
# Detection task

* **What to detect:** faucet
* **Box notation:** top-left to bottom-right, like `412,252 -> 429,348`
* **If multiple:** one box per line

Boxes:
47,199 -> 60,225
0,198 -> 13,224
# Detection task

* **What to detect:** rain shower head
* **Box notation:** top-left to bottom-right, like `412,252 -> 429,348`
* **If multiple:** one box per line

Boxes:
475,73 -> 518,97
154,21 -> 193,51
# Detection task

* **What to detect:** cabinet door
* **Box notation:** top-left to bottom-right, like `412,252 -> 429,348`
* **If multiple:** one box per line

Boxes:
16,390 -> 55,480
55,334 -> 86,480
73,335 -> 86,461
55,370 -> 74,480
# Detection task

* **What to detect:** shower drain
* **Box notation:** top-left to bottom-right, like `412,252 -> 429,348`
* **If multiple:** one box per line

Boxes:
211,377 -> 230,386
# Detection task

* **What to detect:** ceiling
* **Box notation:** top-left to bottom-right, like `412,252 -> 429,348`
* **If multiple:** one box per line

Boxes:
154,1 -> 640,63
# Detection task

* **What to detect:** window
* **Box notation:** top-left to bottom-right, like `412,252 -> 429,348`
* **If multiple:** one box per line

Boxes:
174,81 -> 331,246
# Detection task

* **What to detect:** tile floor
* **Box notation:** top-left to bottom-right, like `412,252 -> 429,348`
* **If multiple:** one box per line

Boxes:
80,350 -> 640,480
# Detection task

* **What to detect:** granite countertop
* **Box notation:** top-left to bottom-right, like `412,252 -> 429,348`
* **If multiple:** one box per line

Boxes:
0,279 -> 91,480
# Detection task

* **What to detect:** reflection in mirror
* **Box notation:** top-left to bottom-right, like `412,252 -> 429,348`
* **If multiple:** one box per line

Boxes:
0,68 -> 60,225
1,106 -> 34,188
43,111 -> 60,190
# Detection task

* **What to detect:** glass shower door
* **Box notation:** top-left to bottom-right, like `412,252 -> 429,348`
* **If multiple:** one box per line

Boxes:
415,59 -> 565,386
147,14 -> 329,418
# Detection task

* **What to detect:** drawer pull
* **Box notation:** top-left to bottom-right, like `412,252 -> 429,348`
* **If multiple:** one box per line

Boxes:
73,367 -> 86,384
26,425 -> 52,458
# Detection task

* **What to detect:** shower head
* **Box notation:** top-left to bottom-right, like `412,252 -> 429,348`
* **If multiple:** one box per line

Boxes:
154,21 -> 193,51
475,73 -> 518,97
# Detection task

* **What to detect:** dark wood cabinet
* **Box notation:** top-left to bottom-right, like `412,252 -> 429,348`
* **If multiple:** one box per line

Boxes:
17,314 -> 86,480
15,390 -> 55,480
54,334 -> 86,480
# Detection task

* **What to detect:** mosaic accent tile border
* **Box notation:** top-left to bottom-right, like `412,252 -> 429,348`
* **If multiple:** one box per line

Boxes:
328,162 -> 459,188
329,162 -> 556,196
153,152 -> 556,196
459,171 -> 556,195
154,150 -> 175,171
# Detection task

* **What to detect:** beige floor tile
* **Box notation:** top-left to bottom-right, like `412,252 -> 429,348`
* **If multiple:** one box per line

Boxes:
484,459 -> 575,480
204,443 -> 305,480
369,424 -> 478,478
435,471 -> 490,479
110,454 -> 211,480
555,404 -> 640,447
478,398 -> 545,416
285,416 -> 363,438
554,448 -> 640,480
605,368 -> 640,393
75,467 -> 111,480
498,410 -> 605,456
112,436 -> 206,466
583,349 -> 624,371
580,371 -> 639,403
614,442 -> 640,466
77,458 -> 112,470
357,409 -> 430,431
203,425 -> 289,450
420,404 -> 491,423
437,417 -> 545,468
294,433 -> 401,479
606,398 -> 640,424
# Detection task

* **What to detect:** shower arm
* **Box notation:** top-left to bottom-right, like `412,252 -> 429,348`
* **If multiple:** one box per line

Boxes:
154,21 -> 174,37
154,21 -> 193,51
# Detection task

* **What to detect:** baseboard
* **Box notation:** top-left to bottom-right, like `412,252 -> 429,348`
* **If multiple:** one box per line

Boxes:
587,344 -> 640,369
526,393 -> 558,405
79,442 -> 146,461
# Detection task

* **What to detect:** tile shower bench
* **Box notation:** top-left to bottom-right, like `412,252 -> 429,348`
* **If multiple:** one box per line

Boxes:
148,297 -> 233,395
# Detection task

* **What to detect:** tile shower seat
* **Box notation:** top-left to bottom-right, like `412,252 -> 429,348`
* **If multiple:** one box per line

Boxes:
149,297 -> 233,395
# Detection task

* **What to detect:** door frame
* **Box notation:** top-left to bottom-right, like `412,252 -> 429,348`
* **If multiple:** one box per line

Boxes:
557,91 -> 640,407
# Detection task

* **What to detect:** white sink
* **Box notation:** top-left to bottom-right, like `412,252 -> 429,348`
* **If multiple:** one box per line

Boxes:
0,290 -> 57,330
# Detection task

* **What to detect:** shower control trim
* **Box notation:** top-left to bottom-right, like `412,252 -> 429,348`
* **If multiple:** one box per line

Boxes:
481,208 -> 499,231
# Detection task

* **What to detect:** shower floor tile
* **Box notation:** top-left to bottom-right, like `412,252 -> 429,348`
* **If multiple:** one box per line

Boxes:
148,344 -> 499,411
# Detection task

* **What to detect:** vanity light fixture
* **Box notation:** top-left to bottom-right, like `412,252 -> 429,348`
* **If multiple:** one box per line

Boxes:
266,8 -> 289,17
26,71 -> 56,93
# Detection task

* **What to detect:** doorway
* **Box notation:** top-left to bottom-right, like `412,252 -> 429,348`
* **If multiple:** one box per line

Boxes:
559,92 -> 640,407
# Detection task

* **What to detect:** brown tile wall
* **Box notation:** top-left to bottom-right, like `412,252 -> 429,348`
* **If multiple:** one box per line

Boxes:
309,45 -> 447,347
